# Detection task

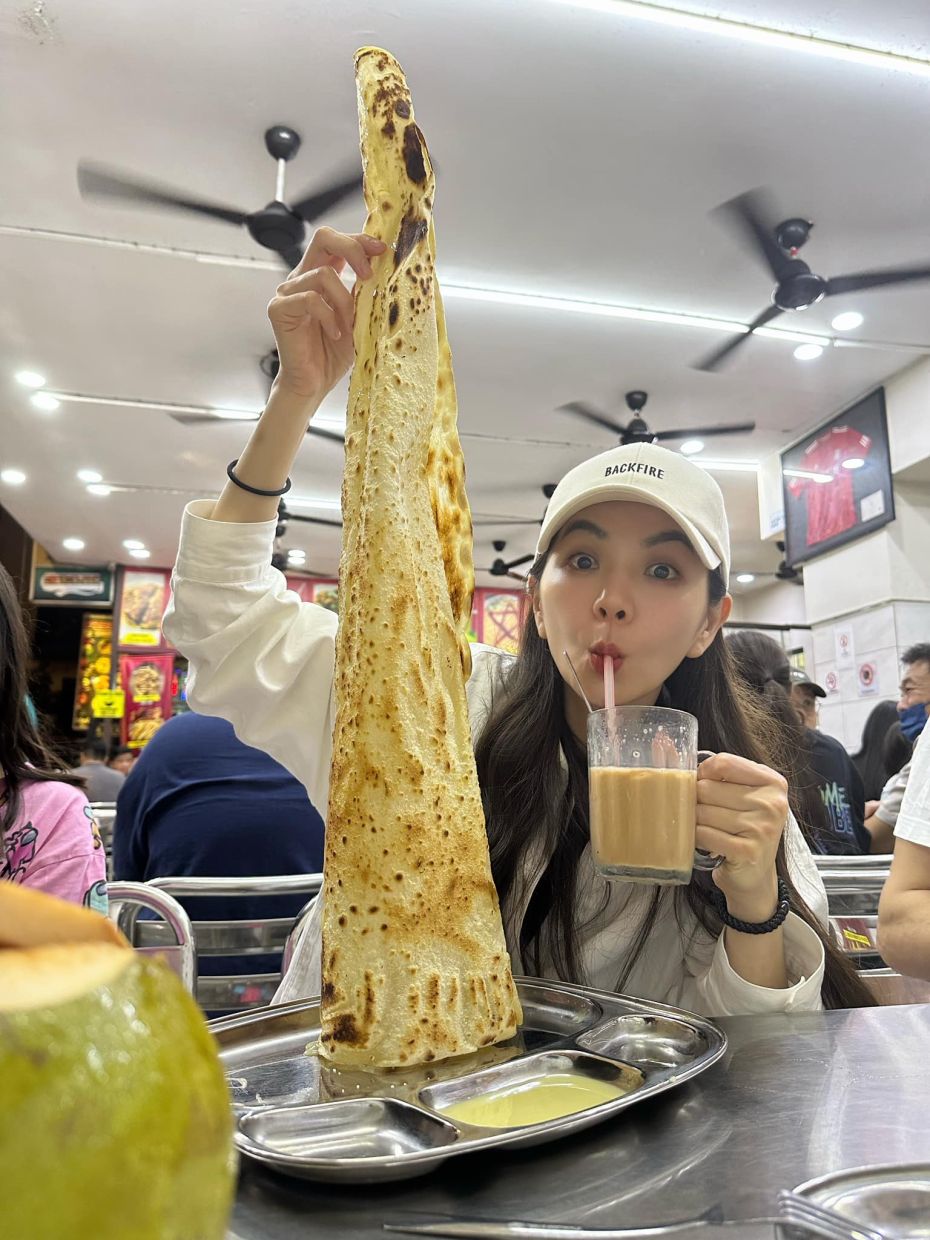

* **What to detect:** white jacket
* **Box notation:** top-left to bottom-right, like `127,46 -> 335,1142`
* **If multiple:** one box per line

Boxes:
163,501 -> 828,1016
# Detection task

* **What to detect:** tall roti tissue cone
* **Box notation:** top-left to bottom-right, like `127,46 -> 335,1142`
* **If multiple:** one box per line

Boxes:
0,884 -> 236,1240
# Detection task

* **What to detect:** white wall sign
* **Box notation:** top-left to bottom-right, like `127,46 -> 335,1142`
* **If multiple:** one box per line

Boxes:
834,625 -> 855,668
824,670 -> 840,696
858,662 -> 878,696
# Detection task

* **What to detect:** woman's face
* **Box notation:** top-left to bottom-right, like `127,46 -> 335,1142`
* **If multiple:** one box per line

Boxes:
531,500 -> 731,740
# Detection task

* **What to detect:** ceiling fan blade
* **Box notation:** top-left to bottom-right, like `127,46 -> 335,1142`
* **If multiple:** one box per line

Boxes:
652,421 -> 756,440
826,264 -> 930,296
693,304 -> 782,372
714,188 -> 793,281
306,424 -> 345,445
77,161 -> 249,226
506,553 -> 535,570
280,244 -> 306,270
505,571 -> 529,583
290,171 -> 364,224
281,512 -> 343,529
557,401 -> 625,435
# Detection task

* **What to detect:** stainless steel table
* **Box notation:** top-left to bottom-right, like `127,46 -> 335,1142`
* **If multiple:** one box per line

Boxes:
229,1002 -> 930,1239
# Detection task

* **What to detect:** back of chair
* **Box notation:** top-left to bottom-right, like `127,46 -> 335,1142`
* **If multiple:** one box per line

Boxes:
107,881 -> 196,994
89,801 -> 118,879
140,874 -> 323,1013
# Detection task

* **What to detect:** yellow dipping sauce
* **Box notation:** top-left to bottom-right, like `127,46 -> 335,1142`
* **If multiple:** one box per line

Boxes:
440,1073 -> 628,1128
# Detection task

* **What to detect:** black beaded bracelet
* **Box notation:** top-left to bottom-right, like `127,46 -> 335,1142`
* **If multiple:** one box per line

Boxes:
710,877 -> 791,935
226,459 -> 292,498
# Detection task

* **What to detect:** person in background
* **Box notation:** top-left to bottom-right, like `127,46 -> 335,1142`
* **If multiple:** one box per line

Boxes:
727,631 -> 868,855
878,719 -> 930,981
107,745 -> 136,777
71,737 -> 126,802
113,710 -> 325,978
0,564 -> 107,911
852,700 -> 911,802
789,668 -> 825,731
864,644 -> 930,853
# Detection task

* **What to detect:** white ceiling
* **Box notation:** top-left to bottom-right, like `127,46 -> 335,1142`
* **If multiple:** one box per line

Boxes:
3,0 -> 930,590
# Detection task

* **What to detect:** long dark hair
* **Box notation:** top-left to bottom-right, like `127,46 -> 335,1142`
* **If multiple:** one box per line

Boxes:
852,701 -> 909,801
0,565 -> 81,838
724,630 -> 835,856
474,558 -> 874,1010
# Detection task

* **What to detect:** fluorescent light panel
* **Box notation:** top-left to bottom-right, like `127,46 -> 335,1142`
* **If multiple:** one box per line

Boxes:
548,0 -> 930,78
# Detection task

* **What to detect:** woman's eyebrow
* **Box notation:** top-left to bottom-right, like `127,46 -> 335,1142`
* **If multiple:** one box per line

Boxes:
641,530 -> 695,552
554,519 -> 608,544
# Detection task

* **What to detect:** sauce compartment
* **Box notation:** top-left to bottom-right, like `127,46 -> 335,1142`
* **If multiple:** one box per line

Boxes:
419,1050 -> 644,1130
576,1014 -> 708,1069
238,1098 -> 459,1160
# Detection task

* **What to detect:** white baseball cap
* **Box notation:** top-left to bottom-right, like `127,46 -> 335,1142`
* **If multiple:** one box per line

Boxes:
536,442 -> 731,587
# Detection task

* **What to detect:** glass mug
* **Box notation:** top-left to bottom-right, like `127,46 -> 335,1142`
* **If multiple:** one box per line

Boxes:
587,705 -> 722,885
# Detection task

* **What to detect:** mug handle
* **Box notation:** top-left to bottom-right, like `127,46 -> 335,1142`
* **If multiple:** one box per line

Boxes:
693,749 -> 724,873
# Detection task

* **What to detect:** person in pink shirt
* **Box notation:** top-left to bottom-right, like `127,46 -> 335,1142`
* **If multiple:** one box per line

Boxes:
0,565 -> 107,912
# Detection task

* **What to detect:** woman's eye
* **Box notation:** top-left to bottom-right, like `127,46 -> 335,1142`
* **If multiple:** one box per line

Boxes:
646,563 -> 679,581
569,552 -> 597,571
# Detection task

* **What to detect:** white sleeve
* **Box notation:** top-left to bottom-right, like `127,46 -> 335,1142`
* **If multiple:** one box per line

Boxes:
162,501 -> 338,810
895,724 -> 930,846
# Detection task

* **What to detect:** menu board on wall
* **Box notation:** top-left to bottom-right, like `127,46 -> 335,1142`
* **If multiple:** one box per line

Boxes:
312,581 -> 339,613
117,567 -> 171,646
119,653 -> 174,748
72,614 -> 114,730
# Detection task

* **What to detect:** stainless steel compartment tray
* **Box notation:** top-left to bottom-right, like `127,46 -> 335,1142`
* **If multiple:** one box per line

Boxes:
210,977 -> 726,1183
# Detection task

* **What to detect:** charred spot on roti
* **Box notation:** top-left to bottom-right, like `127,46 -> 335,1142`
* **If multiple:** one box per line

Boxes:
330,1013 -> 361,1044
394,212 -> 428,267
394,98 -> 411,118
402,122 -> 428,184
388,302 -> 399,328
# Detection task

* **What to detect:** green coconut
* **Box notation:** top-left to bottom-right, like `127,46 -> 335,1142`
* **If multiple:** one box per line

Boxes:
0,943 -> 236,1240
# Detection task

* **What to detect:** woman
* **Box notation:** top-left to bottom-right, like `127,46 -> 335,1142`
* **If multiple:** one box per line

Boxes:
0,566 -> 107,911
853,700 -> 911,802
726,631 -> 868,856
163,226 -> 871,1011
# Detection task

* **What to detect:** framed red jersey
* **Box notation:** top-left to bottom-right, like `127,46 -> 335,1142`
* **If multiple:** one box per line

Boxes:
781,387 -> 894,567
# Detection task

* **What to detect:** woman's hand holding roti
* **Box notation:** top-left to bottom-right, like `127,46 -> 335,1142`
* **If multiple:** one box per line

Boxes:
268,227 -> 387,402
696,753 -> 788,923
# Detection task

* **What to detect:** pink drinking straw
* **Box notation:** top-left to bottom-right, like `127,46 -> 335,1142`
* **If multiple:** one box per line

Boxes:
603,654 -> 615,711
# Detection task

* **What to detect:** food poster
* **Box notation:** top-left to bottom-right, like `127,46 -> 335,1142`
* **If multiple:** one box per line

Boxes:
472,588 -> 526,655
284,577 -> 339,611
117,567 -> 171,647
119,653 -> 174,748
72,615 -> 114,730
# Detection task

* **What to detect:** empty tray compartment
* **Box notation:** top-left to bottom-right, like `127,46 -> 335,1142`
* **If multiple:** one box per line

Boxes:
238,1097 -> 459,1161
577,1014 -> 708,1068
419,1049 -> 644,1129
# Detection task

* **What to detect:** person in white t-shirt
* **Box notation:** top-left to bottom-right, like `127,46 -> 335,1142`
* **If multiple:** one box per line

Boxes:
878,722 -> 930,980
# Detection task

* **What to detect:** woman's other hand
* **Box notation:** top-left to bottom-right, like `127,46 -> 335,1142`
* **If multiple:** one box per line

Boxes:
696,752 -> 789,921
268,227 -> 386,402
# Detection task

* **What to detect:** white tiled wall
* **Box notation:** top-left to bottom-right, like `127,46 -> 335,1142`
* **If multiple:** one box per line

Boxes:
810,602 -> 930,751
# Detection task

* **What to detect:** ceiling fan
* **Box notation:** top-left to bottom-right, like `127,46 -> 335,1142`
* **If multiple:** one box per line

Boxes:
559,391 -> 755,443
696,187 -> 930,371
77,125 -> 362,269
739,543 -> 804,588
166,349 -> 346,446
475,541 -> 534,582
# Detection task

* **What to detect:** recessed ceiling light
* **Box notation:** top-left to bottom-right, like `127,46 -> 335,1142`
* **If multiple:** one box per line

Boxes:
679,439 -> 705,456
287,549 -> 307,561
735,573 -> 756,584
77,468 -> 103,484
31,392 -> 61,411
128,547 -> 151,559
0,468 -> 27,485
86,483 -> 113,496
15,370 -> 46,388
122,538 -> 145,550
831,311 -> 864,332
842,457 -> 865,470
793,344 -> 824,361
62,537 -> 86,552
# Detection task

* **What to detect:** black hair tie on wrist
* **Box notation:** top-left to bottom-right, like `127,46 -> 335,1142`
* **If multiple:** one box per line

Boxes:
226,459 -> 291,497
710,877 -> 791,935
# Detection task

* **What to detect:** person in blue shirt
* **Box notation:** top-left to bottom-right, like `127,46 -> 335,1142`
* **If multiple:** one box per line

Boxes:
113,711 -> 324,981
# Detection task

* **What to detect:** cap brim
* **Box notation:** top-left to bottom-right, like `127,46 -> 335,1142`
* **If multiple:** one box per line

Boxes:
537,484 -> 722,574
